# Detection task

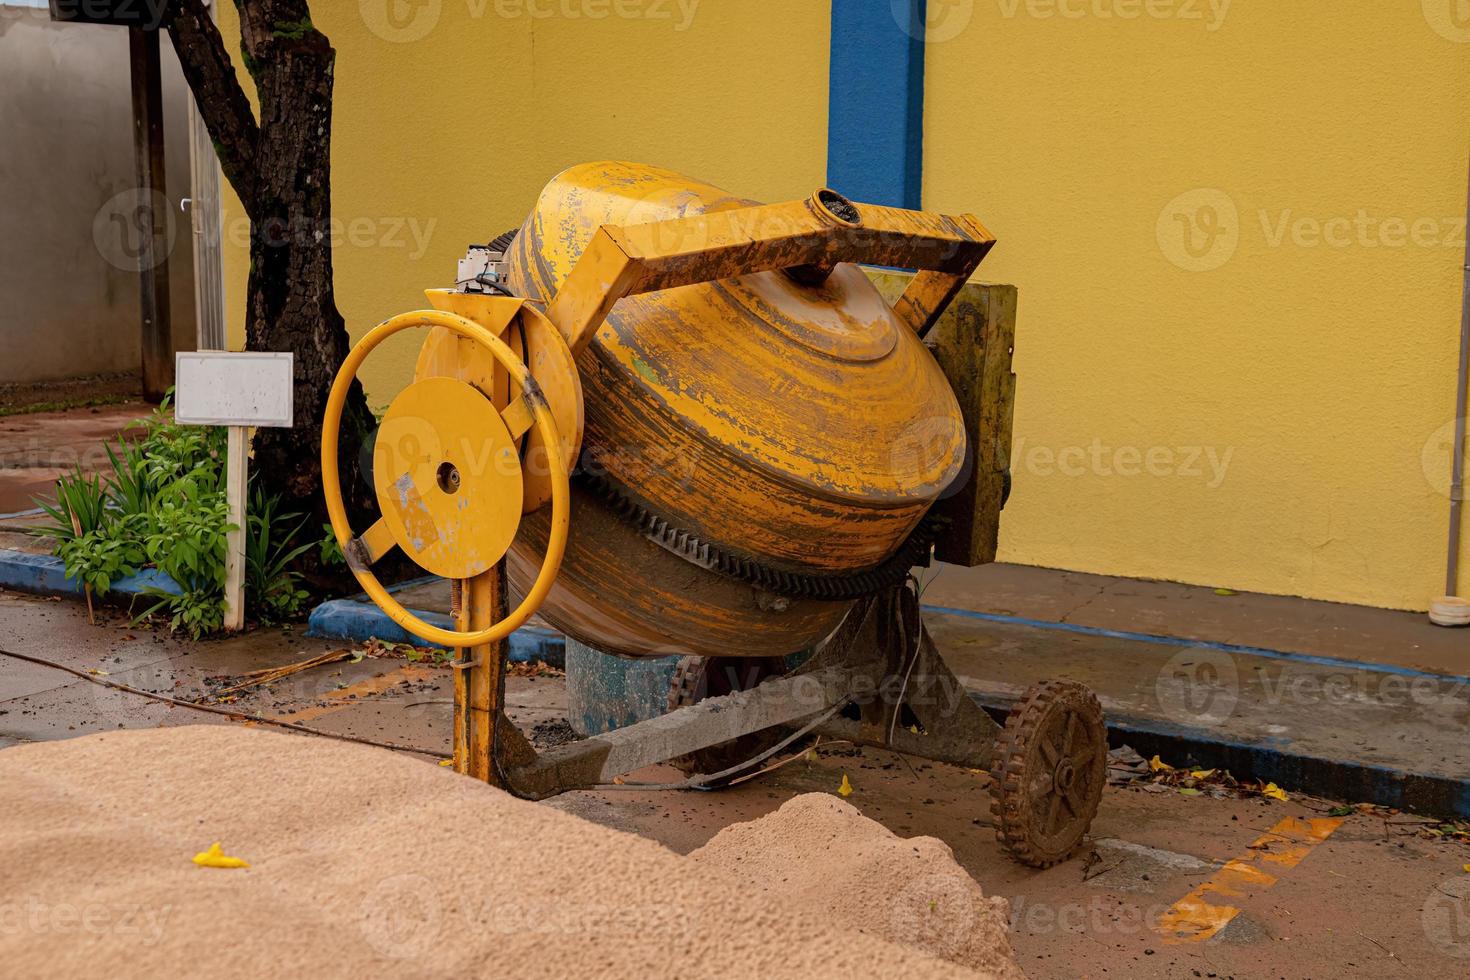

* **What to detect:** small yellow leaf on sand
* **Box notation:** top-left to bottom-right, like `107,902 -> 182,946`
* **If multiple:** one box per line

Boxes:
88,669 -> 109,676
1262,782 -> 1289,801
837,774 -> 854,798
1191,769 -> 1217,779
1462,863 -> 1470,873
1214,588 -> 1237,597
1148,755 -> 1174,772
438,759 -> 454,767
192,842 -> 249,869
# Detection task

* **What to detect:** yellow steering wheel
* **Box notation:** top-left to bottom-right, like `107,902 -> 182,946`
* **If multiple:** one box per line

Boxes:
321,310 -> 570,648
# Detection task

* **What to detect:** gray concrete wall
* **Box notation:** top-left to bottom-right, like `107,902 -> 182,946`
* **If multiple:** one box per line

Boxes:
0,5 -> 197,385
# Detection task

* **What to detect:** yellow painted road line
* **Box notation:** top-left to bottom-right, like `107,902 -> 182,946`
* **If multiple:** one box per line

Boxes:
1156,814 -> 1345,944
264,664 -> 439,725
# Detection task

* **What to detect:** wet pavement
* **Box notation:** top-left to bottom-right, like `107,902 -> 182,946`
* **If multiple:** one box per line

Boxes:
0,401 -> 153,517
3,589 -> 1469,978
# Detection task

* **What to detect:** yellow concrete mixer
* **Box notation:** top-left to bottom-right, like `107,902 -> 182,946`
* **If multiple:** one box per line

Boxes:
321,162 -> 1107,868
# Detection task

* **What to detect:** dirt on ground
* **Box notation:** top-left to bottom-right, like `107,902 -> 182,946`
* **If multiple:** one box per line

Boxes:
0,725 -> 1023,979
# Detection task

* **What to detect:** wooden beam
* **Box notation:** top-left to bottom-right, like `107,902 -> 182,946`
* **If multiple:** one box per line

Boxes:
128,27 -> 173,401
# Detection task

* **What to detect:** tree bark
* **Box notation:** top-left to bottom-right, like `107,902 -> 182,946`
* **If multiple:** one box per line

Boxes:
168,0 -> 375,588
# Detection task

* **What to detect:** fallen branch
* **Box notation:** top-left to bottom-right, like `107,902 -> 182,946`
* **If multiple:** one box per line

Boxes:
209,647 -> 353,699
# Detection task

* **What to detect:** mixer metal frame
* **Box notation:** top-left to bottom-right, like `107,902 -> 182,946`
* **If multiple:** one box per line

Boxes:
500,585 -> 1002,800
327,183 -> 1107,866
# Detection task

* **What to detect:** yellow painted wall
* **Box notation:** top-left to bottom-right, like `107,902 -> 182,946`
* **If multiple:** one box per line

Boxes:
217,1 -> 1470,611
925,1 -> 1470,610
219,0 -> 830,404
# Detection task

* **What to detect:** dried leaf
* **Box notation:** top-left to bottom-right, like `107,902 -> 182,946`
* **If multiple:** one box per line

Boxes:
1148,755 -> 1174,772
837,774 -> 854,798
1262,782 -> 1289,801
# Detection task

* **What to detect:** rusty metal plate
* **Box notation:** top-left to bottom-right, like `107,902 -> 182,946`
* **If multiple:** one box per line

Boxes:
372,377 -> 523,580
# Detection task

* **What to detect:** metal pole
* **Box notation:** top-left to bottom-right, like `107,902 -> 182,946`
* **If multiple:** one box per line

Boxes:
184,1 -> 226,352
455,565 -> 509,786
1446,156 -> 1470,597
128,26 -> 173,400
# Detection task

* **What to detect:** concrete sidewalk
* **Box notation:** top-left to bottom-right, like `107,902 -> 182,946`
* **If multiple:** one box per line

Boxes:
301,561 -> 1470,816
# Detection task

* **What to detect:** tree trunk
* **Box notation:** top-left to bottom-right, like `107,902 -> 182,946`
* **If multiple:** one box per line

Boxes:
169,1 -> 375,589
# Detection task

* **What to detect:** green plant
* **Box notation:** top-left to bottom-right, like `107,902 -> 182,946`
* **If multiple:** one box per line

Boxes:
102,441 -> 154,518
133,484 -> 233,639
32,399 -> 320,639
318,523 -> 345,567
33,468 -> 109,545
55,516 -> 147,594
246,486 -> 313,623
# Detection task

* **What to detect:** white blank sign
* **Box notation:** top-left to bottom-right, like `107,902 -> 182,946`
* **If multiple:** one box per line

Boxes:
174,352 -> 295,428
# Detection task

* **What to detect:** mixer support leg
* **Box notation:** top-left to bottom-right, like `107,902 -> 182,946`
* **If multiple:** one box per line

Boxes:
453,564 -> 510,787
804,584 -> 1003,770
503,666 -> 860,799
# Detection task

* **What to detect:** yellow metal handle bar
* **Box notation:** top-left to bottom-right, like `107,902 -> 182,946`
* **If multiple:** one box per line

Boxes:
545,189 -> 997,355
320,310 -> 571,649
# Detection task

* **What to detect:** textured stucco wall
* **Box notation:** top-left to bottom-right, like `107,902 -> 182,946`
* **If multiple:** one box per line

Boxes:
924,1 -> 1470,610
0,6 -> 196,384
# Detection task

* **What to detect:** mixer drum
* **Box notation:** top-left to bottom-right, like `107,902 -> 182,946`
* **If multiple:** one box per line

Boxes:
503,161 -> 968,658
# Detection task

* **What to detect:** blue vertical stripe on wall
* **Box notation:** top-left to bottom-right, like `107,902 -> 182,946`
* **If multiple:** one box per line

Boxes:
827,0 -> 926,210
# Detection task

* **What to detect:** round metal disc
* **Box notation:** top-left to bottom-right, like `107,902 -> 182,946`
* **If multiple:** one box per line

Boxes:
372,376 -> 523,579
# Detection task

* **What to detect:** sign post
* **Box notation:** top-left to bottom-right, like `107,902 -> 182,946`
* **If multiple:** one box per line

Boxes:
174,352 -> 295,631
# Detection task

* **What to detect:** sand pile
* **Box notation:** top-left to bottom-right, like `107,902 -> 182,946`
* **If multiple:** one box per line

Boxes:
0,726 -> 1022,978
691,795 -> 1025,979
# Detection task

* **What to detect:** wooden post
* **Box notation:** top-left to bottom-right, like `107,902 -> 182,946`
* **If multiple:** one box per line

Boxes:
455,564 -> 509,786
222,426 -> 248,631
128,26 -> 173,402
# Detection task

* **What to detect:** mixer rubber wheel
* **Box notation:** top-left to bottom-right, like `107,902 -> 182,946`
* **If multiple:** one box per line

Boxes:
987,680 -> 1107,869
667,655 -> 789,787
